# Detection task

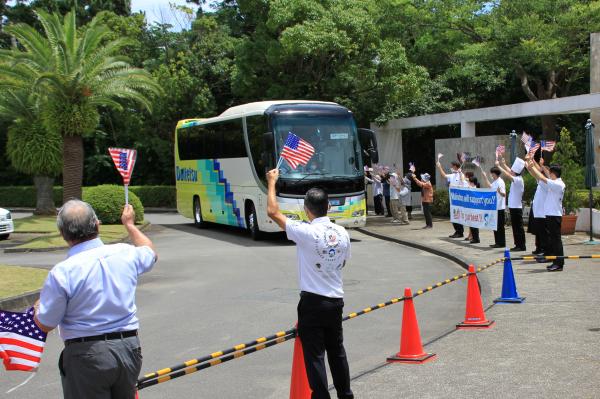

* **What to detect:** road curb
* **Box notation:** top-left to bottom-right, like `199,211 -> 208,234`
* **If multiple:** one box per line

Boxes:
0,290 -> 40,312
356,227 -> 470,271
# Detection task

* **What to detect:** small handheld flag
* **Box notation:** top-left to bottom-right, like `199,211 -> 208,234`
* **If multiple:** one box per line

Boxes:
108,148 -> 137,204
277,133 -> 315,170
472,156 -> 481,167
437,153 -> 443,161
540,140 -> 556,152
527,141 -> 541,156
408,162 -> 416,173
521,132 -> 531,146
1,307 -> 47,372
495,145 -> 505,160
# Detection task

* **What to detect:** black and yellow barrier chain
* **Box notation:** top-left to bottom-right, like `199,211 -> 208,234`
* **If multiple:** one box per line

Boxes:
510,254 -> 600,261
137,327 -> 297,388
137,331 -> 297,390
137,257 -> 507,389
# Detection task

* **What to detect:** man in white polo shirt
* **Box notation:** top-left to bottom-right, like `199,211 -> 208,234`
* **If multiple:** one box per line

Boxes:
436,160 -> 464,238
527,162 -> 566,271
497,157 -> 527,251
480,166 -> 506,248
266,168 -> 353,399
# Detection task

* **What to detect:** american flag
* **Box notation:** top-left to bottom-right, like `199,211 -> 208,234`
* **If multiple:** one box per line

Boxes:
280,133 -> 315,169
540,140 -> 556,152
472,156 -> 481,167
521,132 -> 532,146
0,308 -> 47,372
109,148 -> 137,185
528,141 -> 541,156
496,145 -> 505,157
408,162 -> 416,172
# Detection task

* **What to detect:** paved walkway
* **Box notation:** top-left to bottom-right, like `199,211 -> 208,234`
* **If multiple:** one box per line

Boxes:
349,214 -> 600,398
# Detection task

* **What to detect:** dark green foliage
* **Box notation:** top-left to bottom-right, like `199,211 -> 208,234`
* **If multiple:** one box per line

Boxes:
83,185 -> 144,224
6,122 -> 62,176
129,186 -> 176,208
0,185 -> 174,209
576,190 -> 600,209
522,174 -> 538,205
552,128 -> 584,214
432,189 -> 450,217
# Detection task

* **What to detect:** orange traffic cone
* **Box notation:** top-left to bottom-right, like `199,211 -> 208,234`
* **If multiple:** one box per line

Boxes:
289,329 -> 312,399
456,265 -> 495,329
387,287 -> 436,364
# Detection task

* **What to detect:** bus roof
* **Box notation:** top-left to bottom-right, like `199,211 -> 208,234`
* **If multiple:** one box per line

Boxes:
176,100 -> 338,129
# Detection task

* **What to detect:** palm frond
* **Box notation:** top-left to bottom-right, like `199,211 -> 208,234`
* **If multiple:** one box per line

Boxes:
3,23 -> 52,63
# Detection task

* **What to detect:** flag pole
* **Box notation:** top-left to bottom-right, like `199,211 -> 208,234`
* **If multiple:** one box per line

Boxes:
125,184 -> 129,205
276,156 -> 284,170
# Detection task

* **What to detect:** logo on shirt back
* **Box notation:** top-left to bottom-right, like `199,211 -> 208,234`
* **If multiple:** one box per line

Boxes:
314,226 -> 346,272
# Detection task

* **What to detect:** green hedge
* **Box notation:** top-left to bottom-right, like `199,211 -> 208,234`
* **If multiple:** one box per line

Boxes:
0,185 -> 175,208
576,190 -> 600,209
432,189 -> 450,217
83,185 -> 144,224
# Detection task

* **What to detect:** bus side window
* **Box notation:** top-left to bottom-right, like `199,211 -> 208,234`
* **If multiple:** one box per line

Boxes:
220,119 -> 246,158
247,115 -> 271,185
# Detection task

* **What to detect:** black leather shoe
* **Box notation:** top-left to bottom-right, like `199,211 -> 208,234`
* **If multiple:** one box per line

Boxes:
489,244 -> 503,248
449,233 -> 463,238
537,258 -> 552,263
547,264 -> 563,272
510,247 -> 527,252
470,239 -> 480,244
532,250 -> 543,255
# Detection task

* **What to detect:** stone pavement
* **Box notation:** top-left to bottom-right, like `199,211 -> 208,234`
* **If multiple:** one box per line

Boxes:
349,214 -> 600,398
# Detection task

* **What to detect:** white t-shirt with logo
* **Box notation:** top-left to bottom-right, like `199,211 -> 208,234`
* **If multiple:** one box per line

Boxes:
532,182 -> 547,218
508,176 -> 524,209
490,177 -> 506,210
446,171 -> 462,187
542,178 -> 565,217
286,217 -> 351,298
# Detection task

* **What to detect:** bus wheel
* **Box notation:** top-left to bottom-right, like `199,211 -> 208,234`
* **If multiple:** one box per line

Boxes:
246,203 -> 262,241
193,197 -> 206,228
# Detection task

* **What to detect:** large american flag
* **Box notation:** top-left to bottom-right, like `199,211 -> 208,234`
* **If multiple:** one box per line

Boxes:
540,140 -> 556,152
0,308 -> 47,371
109,148 -> 137,185
280,133 -> 315,169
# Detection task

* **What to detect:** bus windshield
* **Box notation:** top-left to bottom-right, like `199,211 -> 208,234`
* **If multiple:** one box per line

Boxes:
273,114 -> 362,178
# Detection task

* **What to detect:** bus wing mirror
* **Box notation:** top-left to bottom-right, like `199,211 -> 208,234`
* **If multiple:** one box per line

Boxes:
358,128 -> 379,164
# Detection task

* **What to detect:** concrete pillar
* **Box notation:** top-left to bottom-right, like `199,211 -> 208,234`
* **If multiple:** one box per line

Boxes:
373,127 -> 403,174
591,33 -> 600,183
460,121 -> 476,138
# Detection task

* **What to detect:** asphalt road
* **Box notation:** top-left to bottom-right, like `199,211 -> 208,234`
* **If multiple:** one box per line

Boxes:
1,214 -> 470,398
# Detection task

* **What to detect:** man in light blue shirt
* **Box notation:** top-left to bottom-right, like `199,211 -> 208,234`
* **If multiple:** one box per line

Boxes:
34,200 -> 157,399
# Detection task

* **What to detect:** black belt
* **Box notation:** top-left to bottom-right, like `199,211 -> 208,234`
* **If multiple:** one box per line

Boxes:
65,330 -> 138,345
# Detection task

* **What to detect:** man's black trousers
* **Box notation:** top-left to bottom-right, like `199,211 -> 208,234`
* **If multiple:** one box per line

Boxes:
373,194 -> 384,215
452,223 -> 464,235
494,210 -> 506,246
384,195 -> 392,217
297,292 -> 354,399
509,208 -> 526,249
545,216 -> 564,266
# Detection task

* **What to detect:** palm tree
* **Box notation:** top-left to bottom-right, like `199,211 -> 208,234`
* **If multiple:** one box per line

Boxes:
0,89 -> 62,215
0,9 -> 161,202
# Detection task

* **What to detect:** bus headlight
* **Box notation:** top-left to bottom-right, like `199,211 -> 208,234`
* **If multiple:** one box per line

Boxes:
285,214 -> 301,220
352,210 -> 365,217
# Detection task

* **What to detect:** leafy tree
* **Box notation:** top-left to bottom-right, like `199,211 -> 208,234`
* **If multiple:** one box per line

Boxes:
551,127 -> 584,214
0,89 -> 62,214
0,10 -> 162,203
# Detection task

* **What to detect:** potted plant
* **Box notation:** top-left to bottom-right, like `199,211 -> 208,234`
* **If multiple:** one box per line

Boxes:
551,128 -> 584,235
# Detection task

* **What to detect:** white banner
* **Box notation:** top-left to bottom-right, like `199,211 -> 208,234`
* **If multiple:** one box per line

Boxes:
449,187 -> 498,231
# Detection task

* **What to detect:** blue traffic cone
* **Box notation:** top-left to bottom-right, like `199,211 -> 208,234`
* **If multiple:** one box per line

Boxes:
494,248 -> 525,303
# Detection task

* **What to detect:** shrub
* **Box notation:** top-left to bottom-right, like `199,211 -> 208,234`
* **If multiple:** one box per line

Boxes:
552,128 -> 584,214
432,188 -> 449,217
0,185 -> 175,209
576,190 -> 600,209
0,186 -> 62,208
522,174 -> 537,205
83,185 -> 144,224
129,186 -> 176,208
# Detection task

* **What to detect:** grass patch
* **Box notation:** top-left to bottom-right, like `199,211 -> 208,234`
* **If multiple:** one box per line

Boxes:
0,264 -> 48,299
12,224 -> 136,250
14,216 -> 57,233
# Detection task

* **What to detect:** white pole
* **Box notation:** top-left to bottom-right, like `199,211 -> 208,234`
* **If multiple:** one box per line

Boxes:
125,184 -> 129,205
276,156 -> 284,169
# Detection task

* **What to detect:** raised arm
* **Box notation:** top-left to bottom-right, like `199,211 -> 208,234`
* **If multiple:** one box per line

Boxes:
526,159 -> 548,183
122,205 -> 157,257
411,174 -> 425,187
266,169 -> 287,229
436,162 -> 449,180
478,165 -> 492,187
498,158 -> 514,182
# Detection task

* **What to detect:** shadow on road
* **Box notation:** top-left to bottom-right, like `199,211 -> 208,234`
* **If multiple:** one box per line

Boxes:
158,222 -> 294,247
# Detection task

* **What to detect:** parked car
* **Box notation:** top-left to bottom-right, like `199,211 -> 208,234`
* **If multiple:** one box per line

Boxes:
0,208 -> 14,240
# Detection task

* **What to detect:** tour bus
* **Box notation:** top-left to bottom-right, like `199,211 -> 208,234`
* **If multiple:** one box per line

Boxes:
174,100 -> 378,239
